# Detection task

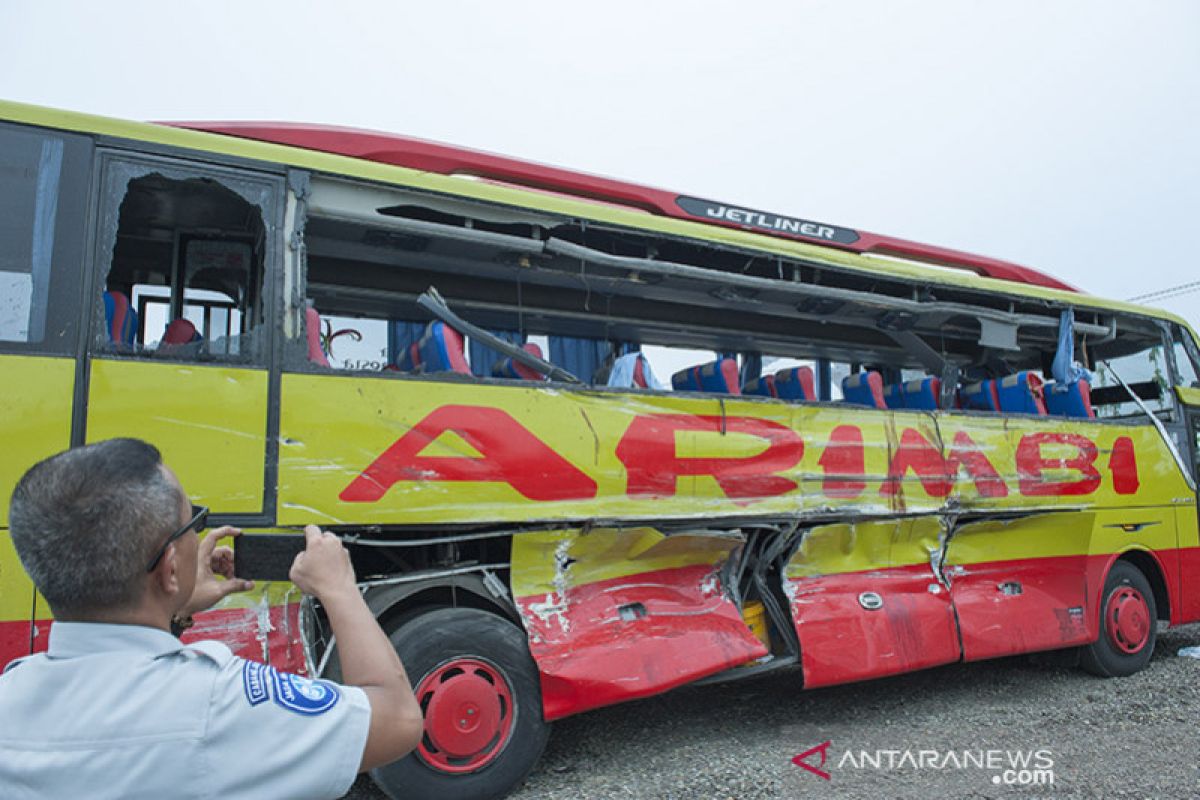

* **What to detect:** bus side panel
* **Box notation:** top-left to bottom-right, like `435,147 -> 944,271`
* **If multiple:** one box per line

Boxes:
86,360 -> 269,514
0,355 -> 75,667
945,514 -> 1093,660
0,356 -> 76,526
510,529 -> 767,721
0,531 -> 33,668
181,582 -> 307,674
1175,506 -> 1200,624
1086,511 -> 1182,626
784,519 -> 961,688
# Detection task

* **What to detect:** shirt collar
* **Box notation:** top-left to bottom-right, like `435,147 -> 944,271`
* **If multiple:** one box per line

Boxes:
47,622 -> 185,660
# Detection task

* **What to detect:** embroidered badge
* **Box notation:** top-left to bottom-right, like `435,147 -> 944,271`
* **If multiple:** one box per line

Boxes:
270,669 -> 341,716
242,660 -> 270,706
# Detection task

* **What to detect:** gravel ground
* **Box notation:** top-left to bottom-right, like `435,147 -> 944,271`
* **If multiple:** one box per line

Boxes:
348,623 -> 1200,799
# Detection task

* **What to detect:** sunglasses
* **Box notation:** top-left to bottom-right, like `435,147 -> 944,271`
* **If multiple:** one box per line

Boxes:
146,504 -> 209,572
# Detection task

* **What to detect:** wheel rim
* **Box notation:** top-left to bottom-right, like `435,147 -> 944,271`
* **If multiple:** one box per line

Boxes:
416,656 -> 515,774
1105,585 -> 1151,654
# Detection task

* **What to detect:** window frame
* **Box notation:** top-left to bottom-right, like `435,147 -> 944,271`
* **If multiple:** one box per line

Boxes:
0,121 -> 92,357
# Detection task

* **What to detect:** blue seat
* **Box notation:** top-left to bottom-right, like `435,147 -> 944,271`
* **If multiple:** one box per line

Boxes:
775,366 -> 815,400
395,341 -> 422,372
417,321 -> 470,374
901,377 -> 941,410
672,358 -> 741,394
961,379 -> 999,411
493,343 -> 547,380
743,374 -> 777,397
883,382 -> 905,409
103,291 -> 138,347
842,371 -> 885,408
995,372 -> 1047,415
1044,379 -> 1094,418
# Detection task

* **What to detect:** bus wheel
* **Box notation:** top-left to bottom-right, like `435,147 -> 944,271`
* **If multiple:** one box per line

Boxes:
1081,560 -> 1157,678
370,607 -> 549,800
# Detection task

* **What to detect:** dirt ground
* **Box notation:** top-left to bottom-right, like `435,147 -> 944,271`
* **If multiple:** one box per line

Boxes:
349,623 -> 1200,799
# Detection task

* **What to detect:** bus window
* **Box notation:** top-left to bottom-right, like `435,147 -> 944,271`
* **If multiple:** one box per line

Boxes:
0,125 -> 88,350
94,165 -> 270,360
1171,325 -> 1200,388
1091,325 -> 1173,418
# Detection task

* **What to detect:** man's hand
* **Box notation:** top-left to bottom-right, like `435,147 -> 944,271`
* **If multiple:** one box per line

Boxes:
182,526 -> 255,617
289,524 -> 357,602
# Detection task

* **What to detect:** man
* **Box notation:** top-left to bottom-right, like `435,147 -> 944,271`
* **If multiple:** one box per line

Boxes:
0,438 -> 424,799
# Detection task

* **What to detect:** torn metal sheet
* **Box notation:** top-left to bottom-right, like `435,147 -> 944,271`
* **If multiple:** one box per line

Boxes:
784,518 -> 959,688
511,527 -> 767,721
182,582 -> 307,674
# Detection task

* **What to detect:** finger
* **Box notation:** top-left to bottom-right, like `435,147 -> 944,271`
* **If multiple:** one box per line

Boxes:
208,525 -> 241,542
197,528 -> 220,561
211,547 -> 235,578
304,524 -> 324,548
201,525 -> 237,560
219,577 -> 255,597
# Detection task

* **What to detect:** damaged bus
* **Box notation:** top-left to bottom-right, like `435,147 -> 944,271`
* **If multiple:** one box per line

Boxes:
2,100 -> 1200,800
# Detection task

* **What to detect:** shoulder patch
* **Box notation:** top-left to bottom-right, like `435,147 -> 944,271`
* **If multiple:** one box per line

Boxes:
270,669 -> 341,716
242,660 -> 271,706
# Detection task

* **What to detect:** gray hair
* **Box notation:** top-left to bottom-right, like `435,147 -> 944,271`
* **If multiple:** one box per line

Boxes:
9,438 -> 182,615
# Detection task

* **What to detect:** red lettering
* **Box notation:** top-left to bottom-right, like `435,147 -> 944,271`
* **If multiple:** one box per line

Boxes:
1109,435 -> 1140,495
616,414 -> 804,500
339,405 -> 597,502
946,430 -> 1008,498
881,428 -> 953,497
1016,432 -> 1101,496
819,424 -> 866,498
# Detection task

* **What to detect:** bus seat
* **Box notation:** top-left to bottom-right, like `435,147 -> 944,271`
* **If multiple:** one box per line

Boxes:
774,366 -> 815,400
102,291 -> 137,346
493,343 -> 547,380
162,319 -> 202,347
396,341 -> 422,372
671,358 -> 740,394
996,372 -> 1047,415
607,352 -> 657,389
842,371 -> 885,408
961,379 -> 999,411
417,321 -> 470,374
304,306 -> 330,367
743,375 -> 777,398
1044,378 -> 1095,418
883,382 -> 905,409
902,377 -> 941,410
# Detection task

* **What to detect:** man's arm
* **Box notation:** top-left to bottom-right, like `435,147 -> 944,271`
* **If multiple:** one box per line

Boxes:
289,525 -> 424,772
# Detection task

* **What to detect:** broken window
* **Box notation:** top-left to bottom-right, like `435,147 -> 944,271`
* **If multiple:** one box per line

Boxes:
1091,322 -> 1173,419
93,159 -> 273,361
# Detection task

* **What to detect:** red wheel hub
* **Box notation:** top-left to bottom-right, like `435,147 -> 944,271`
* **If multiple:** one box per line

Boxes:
416,657 -> 515,774
1105,585 -> 1150,654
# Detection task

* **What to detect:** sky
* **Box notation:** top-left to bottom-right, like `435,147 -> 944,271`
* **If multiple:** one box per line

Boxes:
3,0 -> 1198,332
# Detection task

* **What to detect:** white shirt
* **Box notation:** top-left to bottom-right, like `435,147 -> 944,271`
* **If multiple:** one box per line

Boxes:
0,622 -> 371,800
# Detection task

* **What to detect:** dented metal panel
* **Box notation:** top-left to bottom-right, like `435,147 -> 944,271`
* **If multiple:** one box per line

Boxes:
510,528 -> 767,720
277,375 -> 1189,526
784,518 -> 960,688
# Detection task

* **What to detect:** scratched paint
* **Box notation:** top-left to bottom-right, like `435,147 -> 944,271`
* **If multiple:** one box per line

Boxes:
277,375 -> 1186,527
511,528 -> 768,720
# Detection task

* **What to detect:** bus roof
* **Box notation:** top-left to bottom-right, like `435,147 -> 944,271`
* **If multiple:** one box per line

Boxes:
165,121 -> 1077,293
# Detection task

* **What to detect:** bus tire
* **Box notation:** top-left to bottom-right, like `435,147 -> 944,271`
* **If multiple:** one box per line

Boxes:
370,607 -> 549,800
1081,560 -> 1157,678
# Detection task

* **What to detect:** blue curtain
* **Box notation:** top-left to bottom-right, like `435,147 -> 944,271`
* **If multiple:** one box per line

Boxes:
388,321 -> 427,367
550,336 -> 609,383
469,329 -> 525,377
